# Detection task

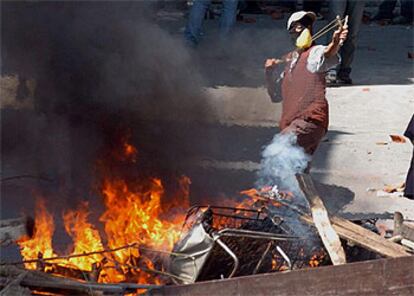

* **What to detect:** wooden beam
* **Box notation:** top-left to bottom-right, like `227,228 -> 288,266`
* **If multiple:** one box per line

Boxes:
0,271 -> 29,296
401,222 -> 414,241
296,174 -> 346,265
394,211 -> 414,244
0,217 -> 34,245
0,265 -> 159,295
287,176 -> 409,259
401,239 -> 414,250
393,212 -> 404,235
153,256 -> 414,296
299,213 -> 410,258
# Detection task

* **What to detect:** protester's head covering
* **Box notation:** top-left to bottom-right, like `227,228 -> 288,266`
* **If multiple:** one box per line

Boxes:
287,11 -> 317,30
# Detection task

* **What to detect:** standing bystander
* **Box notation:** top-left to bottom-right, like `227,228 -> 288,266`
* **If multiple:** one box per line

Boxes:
372,0 -> 413,24
184,0 -> 238,46
327,0 -> 365,85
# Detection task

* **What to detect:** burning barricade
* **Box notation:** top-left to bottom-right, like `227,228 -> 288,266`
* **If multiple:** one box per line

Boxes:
1,138 -> 413,295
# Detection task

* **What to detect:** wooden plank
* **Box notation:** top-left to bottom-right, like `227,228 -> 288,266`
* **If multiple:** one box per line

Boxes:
393,212 -> 404,235
299,213 -> 410,258
330,216 -> 409,257
402,222 -> 414,241
296,174 -> 346,265
0,217 -> 34,245
394,211 -> 414,242
0,271 -> 29,296
401,239 -> 414,250
289,178 -> 409,259
153,256 -> 414,296
0,266 -> 158,295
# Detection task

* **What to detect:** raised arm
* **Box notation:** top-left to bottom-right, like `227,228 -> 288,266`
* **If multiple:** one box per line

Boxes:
324,24 -> 348,58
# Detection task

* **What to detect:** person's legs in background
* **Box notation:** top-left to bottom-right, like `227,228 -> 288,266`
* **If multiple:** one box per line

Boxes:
278,0 -> 296,12
184,0 -> 211,46
326,0 -> 347,85
404,151 -> 414,199
303,0 -> 324,18
401,0 -> 414,21
393,0 -> 414,24
329,0 -> 365,85
373,0 -> 413,24
219,0 -> 238,37
338,0 -> 365,84
372,0 -> 396,20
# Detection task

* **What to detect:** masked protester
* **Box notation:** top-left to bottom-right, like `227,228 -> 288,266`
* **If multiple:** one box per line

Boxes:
265,11 -> 348,156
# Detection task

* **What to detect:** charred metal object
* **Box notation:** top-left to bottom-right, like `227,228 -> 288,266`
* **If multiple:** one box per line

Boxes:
168,205 -> 324,284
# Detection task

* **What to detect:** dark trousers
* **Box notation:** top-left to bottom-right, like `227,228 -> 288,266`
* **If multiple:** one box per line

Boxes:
329,0 -> 365,75
303,0 -> 324,14
378,0 -> 414,20
403,115 -> 414,199
405,151 -> 414,199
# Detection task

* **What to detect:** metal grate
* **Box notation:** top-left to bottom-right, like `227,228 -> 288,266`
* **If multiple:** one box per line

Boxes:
169,205 -> 327,284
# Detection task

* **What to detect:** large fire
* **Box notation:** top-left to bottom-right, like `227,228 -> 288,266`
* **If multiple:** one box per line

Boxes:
18,138 -> 189,284
16,134 -> 327,289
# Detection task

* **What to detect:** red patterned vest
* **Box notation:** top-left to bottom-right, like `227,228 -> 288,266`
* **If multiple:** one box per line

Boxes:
280,47 -> 329,131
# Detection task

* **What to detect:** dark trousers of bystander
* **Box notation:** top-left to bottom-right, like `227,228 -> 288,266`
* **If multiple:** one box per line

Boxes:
405,152 -> 414,199
404,115 -> 414,199
329,0 -> 365,78
377,0 -> 414,20
184,0 -> 238,46
303,0 -> 324,14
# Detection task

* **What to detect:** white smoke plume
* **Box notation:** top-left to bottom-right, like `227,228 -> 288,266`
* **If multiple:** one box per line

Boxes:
256,132 -> 311,196
257,132 -> 317,240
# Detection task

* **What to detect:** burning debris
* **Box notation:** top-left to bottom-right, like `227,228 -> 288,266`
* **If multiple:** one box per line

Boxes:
19,187 -> 187,284
2,1 -> 413,295
2,183 -> 413,295
0,138 -> 190,292
169,205 -> 326,285
1,135 -> 412,295
1,184 -> 413,295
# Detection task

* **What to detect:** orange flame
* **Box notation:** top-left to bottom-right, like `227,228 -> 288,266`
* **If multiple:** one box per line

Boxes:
236,187 -> 283,209
99,178 -> 183,268
308,250 -> 326,267
62,203 -> 105,271
19,200 -> 57,269
18,138 -> 189,285
123,142 -> 137,162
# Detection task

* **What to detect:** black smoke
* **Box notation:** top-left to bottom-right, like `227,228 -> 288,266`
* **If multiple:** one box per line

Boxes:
1,1 -> 210,207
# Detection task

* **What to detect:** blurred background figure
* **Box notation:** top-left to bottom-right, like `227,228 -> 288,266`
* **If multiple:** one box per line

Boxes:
184,0 -> 239,46
303,0 -> 324,19
372,0 -> 413,24
404,114 -> 414,200
327,0 -> 365,85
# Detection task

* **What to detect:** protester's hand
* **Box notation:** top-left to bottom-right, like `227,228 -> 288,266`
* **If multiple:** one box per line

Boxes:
332,24 -> 348,46
325,24 -> 348,58
265,58 -> 282,72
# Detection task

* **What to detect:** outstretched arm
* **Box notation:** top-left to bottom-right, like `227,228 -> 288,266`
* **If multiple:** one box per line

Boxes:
264,58 -> 283,103
324,24 -> 348,58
